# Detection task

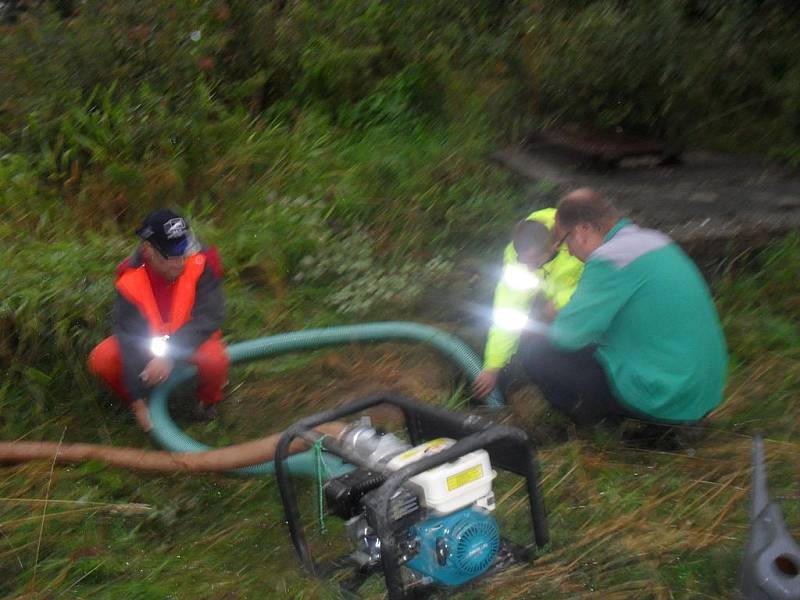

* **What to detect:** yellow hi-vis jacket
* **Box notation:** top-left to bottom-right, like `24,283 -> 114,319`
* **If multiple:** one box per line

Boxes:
482,208 -> 584,370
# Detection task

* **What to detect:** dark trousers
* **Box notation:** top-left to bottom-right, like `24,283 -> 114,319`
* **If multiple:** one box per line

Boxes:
505,334 -> 642,426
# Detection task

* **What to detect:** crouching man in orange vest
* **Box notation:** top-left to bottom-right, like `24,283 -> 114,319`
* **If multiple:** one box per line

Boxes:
88,209 -> 229,431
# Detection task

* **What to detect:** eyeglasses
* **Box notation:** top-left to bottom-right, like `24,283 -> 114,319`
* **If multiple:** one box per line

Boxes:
555,228 -> 573,248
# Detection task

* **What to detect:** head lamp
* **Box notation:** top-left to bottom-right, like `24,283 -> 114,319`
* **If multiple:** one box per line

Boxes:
150,335 -> 170,357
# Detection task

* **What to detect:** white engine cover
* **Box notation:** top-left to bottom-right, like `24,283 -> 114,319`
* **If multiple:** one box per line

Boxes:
385,438 -> 496,514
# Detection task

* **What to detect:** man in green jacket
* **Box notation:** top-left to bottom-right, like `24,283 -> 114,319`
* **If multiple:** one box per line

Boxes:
473,208 -> 584,399
519,188 -> 728,424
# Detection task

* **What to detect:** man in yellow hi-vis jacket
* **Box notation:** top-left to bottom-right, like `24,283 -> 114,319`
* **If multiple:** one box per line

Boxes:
473,207 -> 584,399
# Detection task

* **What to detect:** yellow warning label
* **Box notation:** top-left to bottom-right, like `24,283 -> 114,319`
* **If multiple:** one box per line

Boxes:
446,464 -> 484,491
395,438 -> 451,463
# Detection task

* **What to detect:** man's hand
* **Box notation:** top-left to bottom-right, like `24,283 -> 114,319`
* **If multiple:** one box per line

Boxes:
542,301 -> 559,322
130,398 -> 152,432
139,357 -> 174,388
473,368 -> 500,399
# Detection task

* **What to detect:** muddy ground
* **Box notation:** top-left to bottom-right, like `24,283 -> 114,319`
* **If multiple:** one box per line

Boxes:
492,142 -> 800,273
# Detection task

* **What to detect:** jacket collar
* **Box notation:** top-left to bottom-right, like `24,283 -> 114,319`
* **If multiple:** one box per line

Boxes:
603,218 -> 631,243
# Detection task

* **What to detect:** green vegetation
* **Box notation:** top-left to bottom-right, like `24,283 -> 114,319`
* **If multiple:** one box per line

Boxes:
1,1 -> 799,598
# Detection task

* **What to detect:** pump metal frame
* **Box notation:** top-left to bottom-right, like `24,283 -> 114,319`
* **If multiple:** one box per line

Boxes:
273,391 -> 549,600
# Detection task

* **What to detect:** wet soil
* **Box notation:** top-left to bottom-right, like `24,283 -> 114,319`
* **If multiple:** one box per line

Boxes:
183,344 -> 470,445
492,143 -> 800,272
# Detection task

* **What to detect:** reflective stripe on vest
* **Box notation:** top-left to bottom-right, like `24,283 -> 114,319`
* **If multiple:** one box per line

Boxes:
115,254 -> 207,335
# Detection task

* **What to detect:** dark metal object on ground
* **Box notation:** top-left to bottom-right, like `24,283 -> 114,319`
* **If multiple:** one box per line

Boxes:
738,435 -> 800,599
530,127 -> 679,170
273,391 -> 548,600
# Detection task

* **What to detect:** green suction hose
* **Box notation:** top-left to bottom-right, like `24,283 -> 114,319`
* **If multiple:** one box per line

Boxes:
148,321 -> 504,477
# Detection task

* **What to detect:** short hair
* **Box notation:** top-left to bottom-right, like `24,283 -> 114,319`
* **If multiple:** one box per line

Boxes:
512,218 -> 550,255
555,188 -> 620,232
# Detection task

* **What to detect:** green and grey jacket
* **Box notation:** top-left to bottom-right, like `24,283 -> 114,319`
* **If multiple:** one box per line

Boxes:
549,219 -> 728,422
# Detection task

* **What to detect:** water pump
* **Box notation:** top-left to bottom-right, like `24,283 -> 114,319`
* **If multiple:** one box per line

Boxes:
273,392 -> 548,599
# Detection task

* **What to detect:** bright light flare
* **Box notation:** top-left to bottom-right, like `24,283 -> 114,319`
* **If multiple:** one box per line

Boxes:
150,335 -> 170,357
493,308 -> 529,331
502,264 -> 540,291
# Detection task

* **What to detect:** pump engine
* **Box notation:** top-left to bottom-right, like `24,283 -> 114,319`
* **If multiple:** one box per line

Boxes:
273,393 -> 548,599
327,419 -> 500,586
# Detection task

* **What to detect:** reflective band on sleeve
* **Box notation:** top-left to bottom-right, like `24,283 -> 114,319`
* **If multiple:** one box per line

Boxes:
502,264 -> 540,291
493,308 -> 529,331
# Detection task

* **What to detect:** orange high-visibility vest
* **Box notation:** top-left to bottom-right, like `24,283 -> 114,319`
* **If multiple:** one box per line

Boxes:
115,254 -> 207,335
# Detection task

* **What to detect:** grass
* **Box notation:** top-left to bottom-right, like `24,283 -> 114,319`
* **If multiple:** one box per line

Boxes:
2,3 -> 800,597
1,97 -> 798,594
1,233 -> 799,599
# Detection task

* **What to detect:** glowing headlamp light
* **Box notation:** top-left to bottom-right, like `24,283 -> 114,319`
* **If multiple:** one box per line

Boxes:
150,335 -> 170,358
493,308 -> 529,331
502,264 -> 540,291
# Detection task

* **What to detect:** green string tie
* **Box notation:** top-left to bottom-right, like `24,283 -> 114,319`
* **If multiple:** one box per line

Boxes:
312,434 -> 331,534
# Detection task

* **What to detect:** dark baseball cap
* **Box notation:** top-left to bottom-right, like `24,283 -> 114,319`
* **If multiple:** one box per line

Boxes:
135,209 -> 195,258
